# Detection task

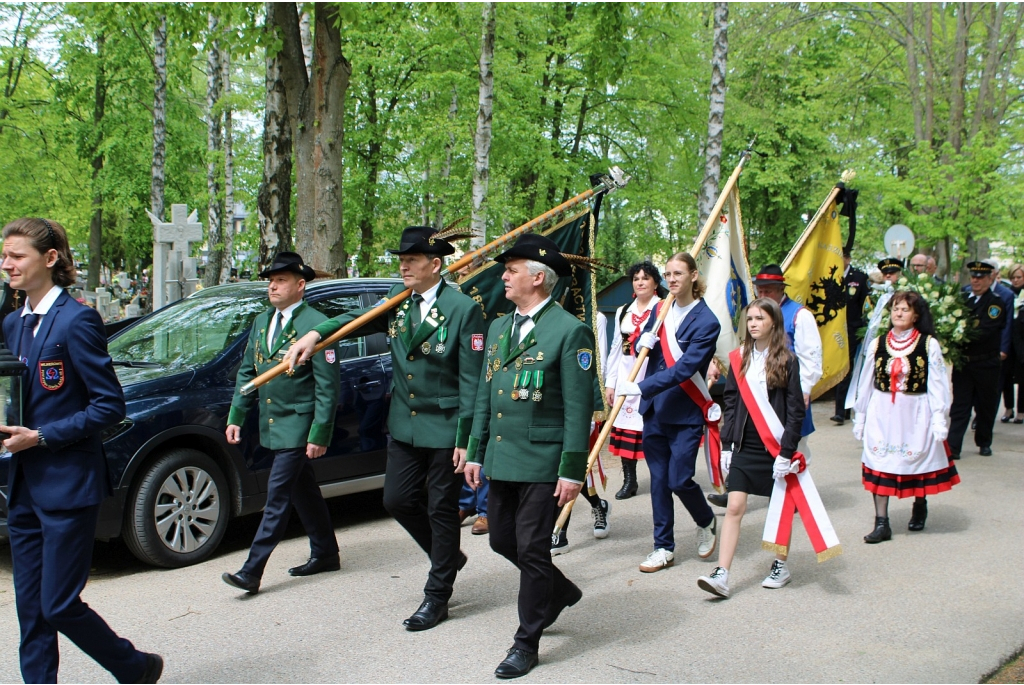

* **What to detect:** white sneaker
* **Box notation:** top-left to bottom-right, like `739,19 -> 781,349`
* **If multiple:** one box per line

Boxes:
639,548 -> 674,573
697,518 -> 717,559
592,499 -> 610,539
697,566 -> 730,598
762,559 -> 791,588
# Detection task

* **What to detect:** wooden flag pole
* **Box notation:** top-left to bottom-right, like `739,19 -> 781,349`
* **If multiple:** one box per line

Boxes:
240,168 -> 630,396
553,149 -> 753,535
780,170 -> 855,272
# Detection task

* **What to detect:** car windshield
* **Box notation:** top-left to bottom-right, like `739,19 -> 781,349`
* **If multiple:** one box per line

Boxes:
108,286 -> 267,381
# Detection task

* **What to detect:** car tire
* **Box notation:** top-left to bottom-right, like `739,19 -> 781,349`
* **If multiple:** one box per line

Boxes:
123,448 -> 230,568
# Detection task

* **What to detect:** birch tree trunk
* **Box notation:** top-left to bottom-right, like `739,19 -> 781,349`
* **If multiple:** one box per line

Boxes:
204,14 -> 224,288
258,3 -> 293,268
87,33 -> 106,293
698,2 -> 728,229
150,14 -> 166,223
220,47 -> 234,284
298,4 -> 312,81
471,1 -> 495,250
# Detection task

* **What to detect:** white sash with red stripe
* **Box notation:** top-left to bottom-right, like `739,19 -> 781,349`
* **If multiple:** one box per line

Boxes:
728,348 -> 842,562
656,302 -> 724,492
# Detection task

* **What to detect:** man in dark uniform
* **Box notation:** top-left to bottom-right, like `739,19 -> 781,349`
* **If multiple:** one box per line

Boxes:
465,233 -> 594,679
948,260 -> 1010,459
222,252 -> 341,594
831,248 -> 869,425
288,226 -> 485,631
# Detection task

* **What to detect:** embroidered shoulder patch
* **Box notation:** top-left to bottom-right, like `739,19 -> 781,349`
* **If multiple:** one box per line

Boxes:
325,349 -> 336,364
472,333 -> 484,351
39,360 -> 65,391
988,305 -> 1002,319
577,349 -> 593,371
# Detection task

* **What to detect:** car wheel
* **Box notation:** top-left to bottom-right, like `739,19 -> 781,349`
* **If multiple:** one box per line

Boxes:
123,448 -> 230,568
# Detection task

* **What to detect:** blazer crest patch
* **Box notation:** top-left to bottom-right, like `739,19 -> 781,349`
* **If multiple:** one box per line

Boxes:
325,349 -> 336,363
472,334 -> 484,351
988,304 -> 1002,319
39,360 -> 65,391
577,349 -> 593,371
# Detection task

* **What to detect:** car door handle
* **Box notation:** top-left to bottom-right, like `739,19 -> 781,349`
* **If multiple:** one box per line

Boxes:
355,380 -> 382,389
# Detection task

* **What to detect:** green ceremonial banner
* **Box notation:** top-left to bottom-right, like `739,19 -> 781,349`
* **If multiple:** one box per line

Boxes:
456,210 -> 596,327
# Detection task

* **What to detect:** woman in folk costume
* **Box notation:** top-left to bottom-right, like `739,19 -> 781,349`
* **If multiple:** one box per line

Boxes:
853,290 -> 958,543
697,298 -> 805,599
603,262 -> 667,499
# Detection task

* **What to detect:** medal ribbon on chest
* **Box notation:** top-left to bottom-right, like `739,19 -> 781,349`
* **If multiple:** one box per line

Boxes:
435,325 -> 447,354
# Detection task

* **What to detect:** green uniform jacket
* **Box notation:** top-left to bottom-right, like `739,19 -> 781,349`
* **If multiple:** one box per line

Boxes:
228,301 -> 340,450
313,280 -> 485,449
466,300 -> 595,482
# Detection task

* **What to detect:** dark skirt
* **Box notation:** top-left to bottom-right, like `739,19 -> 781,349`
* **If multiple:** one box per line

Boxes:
609,426 -> 645,460
726,448 -> 775,498
862,461 -> 960,498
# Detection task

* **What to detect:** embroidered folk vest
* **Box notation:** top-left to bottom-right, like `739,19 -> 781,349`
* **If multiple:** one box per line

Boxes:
873,333 -> 929,395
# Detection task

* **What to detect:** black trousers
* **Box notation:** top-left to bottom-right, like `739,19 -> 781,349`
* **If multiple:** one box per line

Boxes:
242,447 -> 339,577
949,359 -> 1002,454
834,330 -> 862,416
489,480 -> 576,653
383,439 -> 463,603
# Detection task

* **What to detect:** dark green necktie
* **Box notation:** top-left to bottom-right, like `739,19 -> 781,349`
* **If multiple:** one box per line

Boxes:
271,311 -> 283,349
410,293 -> 423,329
510,313 -> 530,344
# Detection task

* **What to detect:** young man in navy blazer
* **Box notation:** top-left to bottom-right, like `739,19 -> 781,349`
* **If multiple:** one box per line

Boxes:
618,252 -> 721,573
1,217 -> 162,683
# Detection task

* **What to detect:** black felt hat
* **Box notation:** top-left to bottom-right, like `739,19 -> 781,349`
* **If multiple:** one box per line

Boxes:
877,257 -> 904,274
751,264 -> 788,286
259,251 -> 316,281
966,260 -> 995,278
388,226 -> 456,256
494,233 -> 572,277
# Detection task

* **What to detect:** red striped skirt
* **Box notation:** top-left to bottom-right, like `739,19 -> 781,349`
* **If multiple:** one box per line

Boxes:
861,462 -> 960,498
609,426 -> 645,460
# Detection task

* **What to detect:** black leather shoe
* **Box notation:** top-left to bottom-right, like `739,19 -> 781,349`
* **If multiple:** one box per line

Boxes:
950,452 -> 961,460
288,555 -> 341,577
908,499 -> 927,531
542,582 -> 582,630
136,652 -> 164,684
863,516 -> 891,544
707,492 -> 728,508
457,551 -> 468,571
980,446 -> 993,456
403,599 -> 449,631
830,414 -> 845,425
222,571 -> 260,594
495,648 -> 539,679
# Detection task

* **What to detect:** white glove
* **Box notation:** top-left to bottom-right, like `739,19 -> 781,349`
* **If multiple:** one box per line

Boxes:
853,422 -> 865,441
720,450 -> 732,474
637,332 -> 658,350
773,457 -> 792,480
932,416 -> 948,441
617,380 -> 642,397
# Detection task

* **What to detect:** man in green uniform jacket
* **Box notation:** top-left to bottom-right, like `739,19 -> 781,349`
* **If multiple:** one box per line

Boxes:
287,226 -> 485,631
464,233 -> 595,679
222,252 -> 341,595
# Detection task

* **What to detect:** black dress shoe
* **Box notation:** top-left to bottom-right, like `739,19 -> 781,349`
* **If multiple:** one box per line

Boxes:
908,499 -> 927,531
288,555 -> 341,577
136,652 -> 164,684
830,414 -> 845,425
980,446 -> 993,456
222,571 -> 260,594
495,648 -> 539,679
542,582 -> 582,629
403,599 -> 449,631
457,551 -> 468,571
707,492 -> 728,508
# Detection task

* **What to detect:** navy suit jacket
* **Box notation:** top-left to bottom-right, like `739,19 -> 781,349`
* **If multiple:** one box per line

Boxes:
3,290 -> 125,510
636,298 -> 721,426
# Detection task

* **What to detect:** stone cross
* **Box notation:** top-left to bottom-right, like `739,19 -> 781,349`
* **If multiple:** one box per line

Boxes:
147,204 -> 203,310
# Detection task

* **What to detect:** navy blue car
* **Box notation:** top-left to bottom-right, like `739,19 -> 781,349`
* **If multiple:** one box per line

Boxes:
0,278 -> 398,568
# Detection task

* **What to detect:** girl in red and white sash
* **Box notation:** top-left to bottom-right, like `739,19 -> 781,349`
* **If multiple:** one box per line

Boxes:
853,290 -> 958,543
698,298 -> 805,598
603,262 -> 666,499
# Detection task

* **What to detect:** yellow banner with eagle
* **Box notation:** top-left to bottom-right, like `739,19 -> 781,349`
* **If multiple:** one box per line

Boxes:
782,197 -> 849,400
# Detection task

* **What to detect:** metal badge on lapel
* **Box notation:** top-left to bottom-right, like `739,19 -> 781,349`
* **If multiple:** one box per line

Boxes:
515,357 -> 523,370
421,341 -> 431,355
537,352 -> 544,361
39,360 -> 65,391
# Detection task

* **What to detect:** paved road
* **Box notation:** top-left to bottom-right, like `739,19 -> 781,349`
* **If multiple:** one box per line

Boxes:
0,407 -> 1022,683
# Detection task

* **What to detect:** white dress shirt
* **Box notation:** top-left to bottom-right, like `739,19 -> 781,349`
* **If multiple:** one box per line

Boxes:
513,296 -> 553,343
411,279 -> 443,321
21,285 -> 64,336
267,300 -> 303,348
